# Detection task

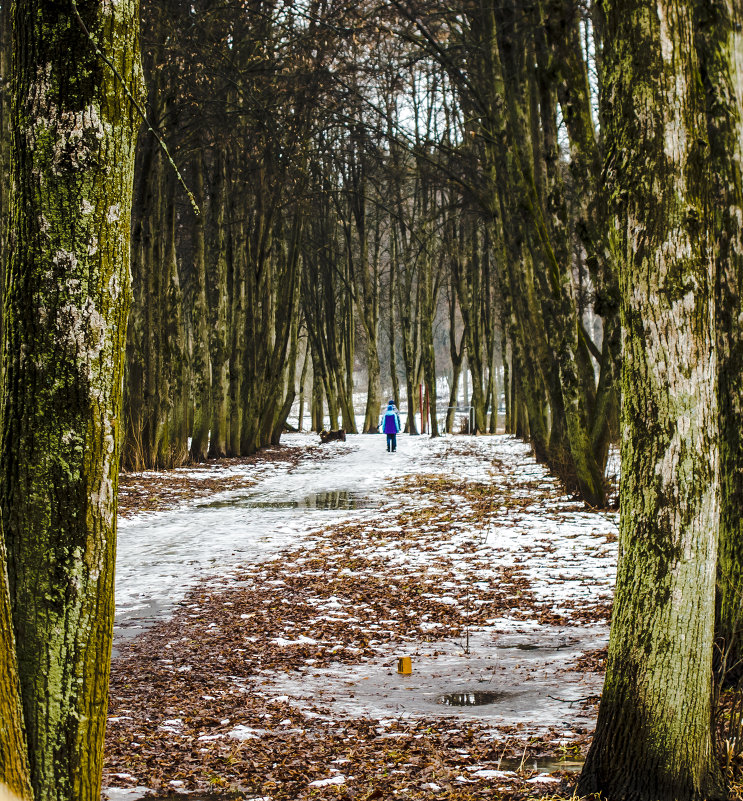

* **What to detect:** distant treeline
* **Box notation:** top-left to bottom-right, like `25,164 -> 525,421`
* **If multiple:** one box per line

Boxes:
116,0 -> 618,511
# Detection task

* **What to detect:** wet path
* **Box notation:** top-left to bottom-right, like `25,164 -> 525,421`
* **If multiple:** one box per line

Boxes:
114,433 -> 487,645
105,433 -> 617,800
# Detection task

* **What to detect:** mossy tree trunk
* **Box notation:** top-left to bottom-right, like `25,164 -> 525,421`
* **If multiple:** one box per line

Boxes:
445,271 -> 466,434
122,113 -> 158,470
206,150 -> 231,459
157,164 -> 189,466
577,1 -> 725,797
310,360 -> 324,431
701,0 -> 743,677
0,0 -> 9,342
124,119 -> 188,470
189,149 -> 211,462
228,217 -> 247,457
2,2 -> 140,800
0,526 -> 32,800
346,169 -> 382,435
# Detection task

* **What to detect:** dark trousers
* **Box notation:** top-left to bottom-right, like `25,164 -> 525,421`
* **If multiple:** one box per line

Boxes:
387,434 -> 397,452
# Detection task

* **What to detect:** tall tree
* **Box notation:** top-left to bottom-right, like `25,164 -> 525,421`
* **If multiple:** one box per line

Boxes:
0,0 -> 9,344
1,1 -> 141,799
702,0 -> 743,677
577,0 -> 726,797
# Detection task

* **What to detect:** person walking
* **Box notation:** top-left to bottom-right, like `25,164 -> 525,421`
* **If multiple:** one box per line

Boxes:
381,399 -> 401,452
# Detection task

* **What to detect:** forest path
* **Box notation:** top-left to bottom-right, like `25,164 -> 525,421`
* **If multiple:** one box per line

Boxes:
106,434 -> 618,800
115,433 -> 501,643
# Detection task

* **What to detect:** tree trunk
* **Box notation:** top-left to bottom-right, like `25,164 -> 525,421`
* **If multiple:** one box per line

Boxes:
343,285 -> 357,431
701,0 -> 743,678
122,127 -> 156,470
0,0 -> 9,345
489,343 -> 499,433
503,334 -> 511,433
207,152 -> 231,458
0,526 -> 32,800
297,338 -> 310,432
445,283 -> 465,434
228,221 -> 246,456
311,360 -> 324,431
578,1 -> 725,797
388,255 -> 401,409
361,317 -> 381,433
420,270 -> 439,437
272,305 -> 301,444
158,166 -> 189,467
2,3 -> 140,799
189,150 -> 211,462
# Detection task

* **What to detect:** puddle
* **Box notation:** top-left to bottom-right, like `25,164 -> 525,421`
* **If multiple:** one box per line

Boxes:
266,490 -> 376,510
499,639 -> 578,652
499,757 -> 585,773
107,794 -> 241,801
201,490 -> 378,511
436,690 -> 507,706
156,796 -> 240,801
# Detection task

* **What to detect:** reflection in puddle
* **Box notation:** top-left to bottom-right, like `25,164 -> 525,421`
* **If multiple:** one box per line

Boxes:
129,790 -> 241,801
202,490 -> 377,511
499,640 -> 578,652
436,690 -> 506,706
498,757 -> 585,773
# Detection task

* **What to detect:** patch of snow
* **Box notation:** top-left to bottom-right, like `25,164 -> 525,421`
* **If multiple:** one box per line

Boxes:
526,773 -> 562,784
308,775 -> 347,787
103,789 -> 151,800
468,768 -> 514,779
271,635 -> 318,646
228,725 -> 266,740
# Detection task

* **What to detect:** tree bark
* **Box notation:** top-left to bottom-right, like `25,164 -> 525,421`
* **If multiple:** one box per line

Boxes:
578,1 -> 725,797
2,2 -> 140,799
207,151 -> 231,459
0,0 -> 9,344
311,359 -> 323,431
388,249 -> 401,410
0,524 -> 32,800
297,337 -> 309,432
189,150 -> 211,462
700,0 -> 743,678
445,279 -> 465,434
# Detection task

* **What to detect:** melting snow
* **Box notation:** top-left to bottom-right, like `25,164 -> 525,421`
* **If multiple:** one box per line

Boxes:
308,775 -> 347,787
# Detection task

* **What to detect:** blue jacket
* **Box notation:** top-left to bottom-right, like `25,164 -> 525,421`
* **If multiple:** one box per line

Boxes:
382,405 -> 401,434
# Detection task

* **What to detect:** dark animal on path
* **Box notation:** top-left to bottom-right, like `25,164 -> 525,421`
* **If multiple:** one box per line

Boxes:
320,429 -> 346,443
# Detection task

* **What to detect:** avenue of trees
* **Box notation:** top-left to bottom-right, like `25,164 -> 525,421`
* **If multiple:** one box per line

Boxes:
111,0 -> 618,512
0,1 -> 743,801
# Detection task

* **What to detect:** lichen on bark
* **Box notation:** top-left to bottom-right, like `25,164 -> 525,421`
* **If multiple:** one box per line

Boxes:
1,1 -> 141,800
578,1 -> 726,798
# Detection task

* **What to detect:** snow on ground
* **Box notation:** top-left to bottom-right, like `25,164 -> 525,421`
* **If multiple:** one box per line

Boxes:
115,433 -> 540,641
106,432 -> 618,800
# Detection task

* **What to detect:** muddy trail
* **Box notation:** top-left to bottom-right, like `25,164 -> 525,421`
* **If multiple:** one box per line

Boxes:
104,433 -> 617,800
